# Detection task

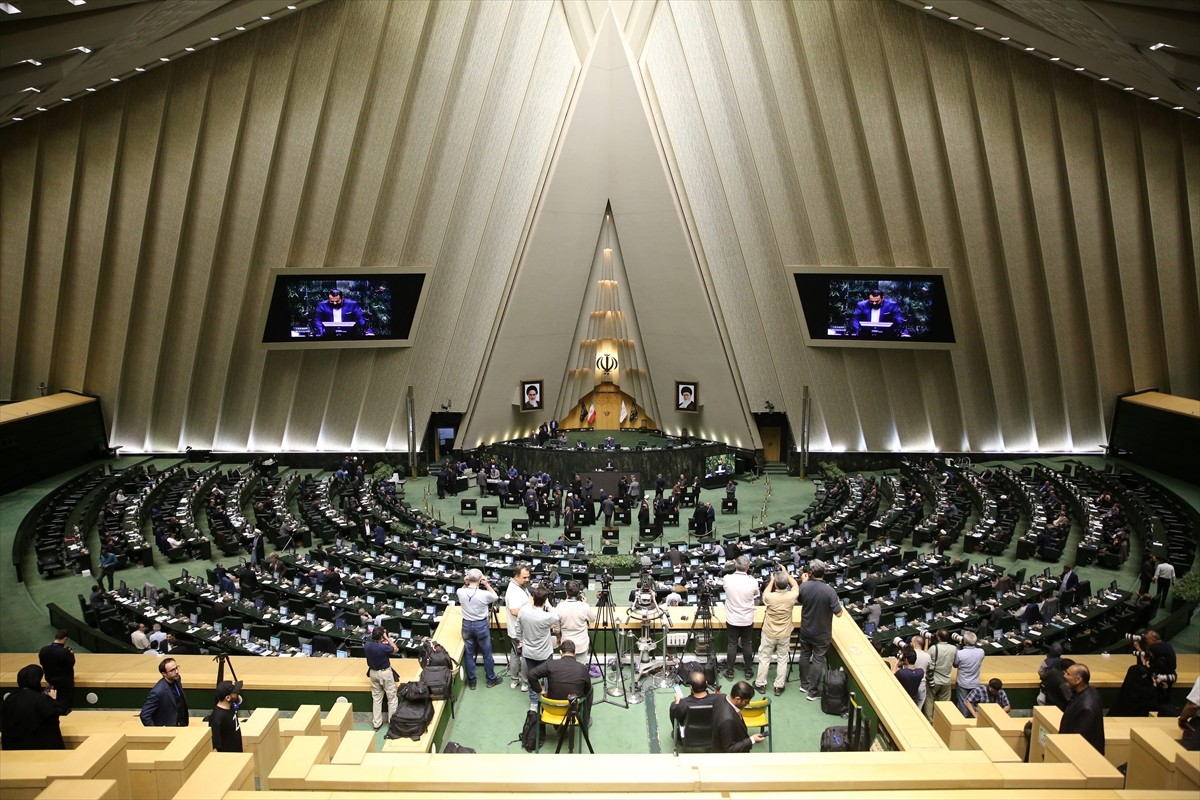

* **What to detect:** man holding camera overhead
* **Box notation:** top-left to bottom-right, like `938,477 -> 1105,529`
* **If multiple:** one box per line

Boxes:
953,631 -> 985,717
753,568 -> 798,696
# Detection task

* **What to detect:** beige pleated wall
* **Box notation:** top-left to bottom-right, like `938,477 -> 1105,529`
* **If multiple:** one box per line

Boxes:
1,0 -> 1195,454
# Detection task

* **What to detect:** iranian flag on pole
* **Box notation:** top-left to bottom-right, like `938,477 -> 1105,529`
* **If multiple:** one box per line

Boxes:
586,404 -> 597,424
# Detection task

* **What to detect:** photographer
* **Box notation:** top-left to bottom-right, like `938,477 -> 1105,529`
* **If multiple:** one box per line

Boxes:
505,565 -> 532,690
796,560 -> 844,702
892,646 -> 924,704
457,569 -> 502,689
923,629 -> 956,720
515,585 -> 559,709
1132,629 -> 1177,706
555,581 -> 596,665
722,556 -> 760,680
753,568 -> 799,696
953,631 -> 985,717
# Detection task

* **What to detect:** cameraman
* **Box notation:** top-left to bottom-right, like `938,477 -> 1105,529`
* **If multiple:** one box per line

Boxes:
555,581 -> 596,664
923,629 -> 956,721
1134,629 -> 1177,703
953,631 -> 985,717
753,568 -> 799,695
456,569 -> 502,689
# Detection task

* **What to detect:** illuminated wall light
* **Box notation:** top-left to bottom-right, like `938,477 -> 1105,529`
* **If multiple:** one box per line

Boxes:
185,47 -> 195,52
109,77 -> 120,82
0,2 -> 21,14
160,57 -> 169,62
948,15 -> 958,20
1050,57 -> 1060,62
135,67 -> 145,72
1024,46 -> 1035,51
236,26 -> 246,30
999,36 -> 1010,41
1074,66 -> 1085,71
973,26 -> 984,31
73,46 -> 91,53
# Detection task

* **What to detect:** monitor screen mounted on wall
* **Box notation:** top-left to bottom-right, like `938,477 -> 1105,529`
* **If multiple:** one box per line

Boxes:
259,267 -> 428,349
791,267 -> 956,349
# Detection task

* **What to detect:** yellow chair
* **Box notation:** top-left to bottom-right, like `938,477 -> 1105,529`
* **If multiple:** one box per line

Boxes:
534,695 -> 590,753
740,697 -> 772,752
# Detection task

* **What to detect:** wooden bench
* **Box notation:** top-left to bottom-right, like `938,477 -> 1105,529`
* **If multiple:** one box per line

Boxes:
173,751 -> 254,800
966,726 -> 1022,762
933,700 -> 975,749
1126,726 -> 1200,791
267,735 -> 333,790
34,779 -> 118,800
126,726 -> 211,800
975,703 -> 1030,757
331,729 -> 376,764
240,707 -> 282,788
277,704 -> 321,744
1042,733 -> 1124,788
320,700 -> 354,752
0,733 -> 128,800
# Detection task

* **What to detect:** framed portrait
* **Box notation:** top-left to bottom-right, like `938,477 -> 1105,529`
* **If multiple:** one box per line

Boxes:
520,380 -> 544,412
675,381 -> 698,412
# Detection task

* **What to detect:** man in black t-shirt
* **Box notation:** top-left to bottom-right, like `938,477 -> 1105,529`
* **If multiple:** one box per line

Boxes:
38,630 -> 75,715
209,680 -> 243,752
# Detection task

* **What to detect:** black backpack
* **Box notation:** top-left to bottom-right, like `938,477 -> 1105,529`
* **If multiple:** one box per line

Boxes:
442,741 -> 476,754
384,681 -> 434,741
418,638 -> 455,669
417,638 -> 458,700
512,708 -> 543,752
821,667 -> 848,716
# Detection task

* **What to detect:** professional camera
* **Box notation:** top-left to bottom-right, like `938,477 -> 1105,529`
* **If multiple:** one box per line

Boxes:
1125,633 -> 1143,644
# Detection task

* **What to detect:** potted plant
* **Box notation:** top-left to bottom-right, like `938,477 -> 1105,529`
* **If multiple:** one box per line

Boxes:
1171,569 -> 1200,613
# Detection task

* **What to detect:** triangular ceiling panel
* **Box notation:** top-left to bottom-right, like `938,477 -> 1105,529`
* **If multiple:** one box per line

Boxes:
460,9 -> 758,450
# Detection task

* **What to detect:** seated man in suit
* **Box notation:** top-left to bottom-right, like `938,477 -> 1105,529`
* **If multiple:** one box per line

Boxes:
850,289 -> 905,336
526,640 -> 593,727
313,289 -> 366,337
669,670 -> 716,727
712,680 -> 766,752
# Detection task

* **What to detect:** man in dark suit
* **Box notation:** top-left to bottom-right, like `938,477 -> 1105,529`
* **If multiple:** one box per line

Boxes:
851,289 -> 905,336
669,670 -> 715,726
38,630 -> 75,715
313,289 -> 365,336
1060,663 -> 1105,754
140,658 -> 189,727
526,640 -> 593,726
712,680 -> 766,752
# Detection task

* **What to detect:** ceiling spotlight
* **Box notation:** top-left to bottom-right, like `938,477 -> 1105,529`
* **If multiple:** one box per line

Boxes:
1024,47 -> 1035,51
923,4 -> 933,9
61,97 -> 71,102
11,116 -> 22,121
974,26 -> 984,31
236,26 -> 246,30
210,36 -> 220,41
1149,96 -> 1159,101
1123,86 -> 1134,91
948,16 -> 958,20
1050,57 -> 1060,61
160,56 -> 169,61
287,4 -> 297,8
1100,77 -> 1110,81
999,36 -> 1010,41
1074,66 -> 1085,71
0,2 -> 21,14
261,15 -> 270,20
67,0 -> 86,5
1174,106 -> 1184,110
109,77 -> 120,82
86,87 -> 96,92
185,47 -> 195,52
135,66 -> 145,72
22,58 -> 42,66
35,106 -> 46,111
73,46 -> 92,54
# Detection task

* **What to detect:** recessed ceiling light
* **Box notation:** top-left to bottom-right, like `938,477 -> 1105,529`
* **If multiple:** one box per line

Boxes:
135,67 -> 145,72
67,0 -> 86,5
86,87 -> 96,92
287,4 -> 297,9
923,5 -> 933,9
261,15 -> 270,20
1123,86 -> 1134,91
1050,57 -> 1060,62
12,117 -> 22,121
1174,106 -> 1183,110
948,16 -> 958,20
1100,77 -> 1110,81
36,106 -> 46,111
0,3 -> 21,15
236,26 -> 246,30
22,58 -> 42,66
160,56 -> 169,61
1024,47 -> 1035,51
999,36 -> 1010,41
974,26 -> 984,31
73,46 -> 92,54
1074,66 -> 1085,71
1149,96 -> 1159,101
210,36 -> 220,41
109,77 -> 120,82
185,47 -> 195,52
61,97 -> 71,102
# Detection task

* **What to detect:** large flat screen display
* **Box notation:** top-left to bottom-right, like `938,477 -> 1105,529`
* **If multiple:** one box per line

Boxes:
259,267 -> 428,349
792,267 -> 956,349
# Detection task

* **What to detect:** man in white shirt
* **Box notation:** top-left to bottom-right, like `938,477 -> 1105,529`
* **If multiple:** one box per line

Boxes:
505,565 -> 532,690
1154,560 -> 1176,608
147,624 -> 168,652
554,581 -> 596,664
722,556 -> 760,680
515,585 -> 560,709
131,623 -> 151,651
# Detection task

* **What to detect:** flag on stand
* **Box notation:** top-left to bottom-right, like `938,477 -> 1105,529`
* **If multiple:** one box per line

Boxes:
586,404 -> 596,424
619,401 -> 628,423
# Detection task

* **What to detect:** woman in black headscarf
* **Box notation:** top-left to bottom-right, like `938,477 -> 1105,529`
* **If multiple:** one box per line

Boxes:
0,664 -> 65,750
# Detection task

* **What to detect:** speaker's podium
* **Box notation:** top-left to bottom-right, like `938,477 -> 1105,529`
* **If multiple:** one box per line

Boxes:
481,506 -> 499,523
722,498 -> 737,514
639,524 -> 662,542
601,527 -> 619,543
663,509 -> 679,526
564,526 -> 583,542
460,498 -> 477,515
614,508 -> 631,526
512,518 -> 530,533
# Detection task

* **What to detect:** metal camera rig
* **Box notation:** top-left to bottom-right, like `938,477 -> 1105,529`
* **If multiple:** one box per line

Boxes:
623,562 -> 673,703
587,569 -> 630,707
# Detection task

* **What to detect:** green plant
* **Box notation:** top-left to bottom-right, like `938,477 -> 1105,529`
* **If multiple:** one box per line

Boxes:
590,554 -> 638,573
372,462 -> 395,481
1174,569 -> 1200,605
818,460 -> 845,481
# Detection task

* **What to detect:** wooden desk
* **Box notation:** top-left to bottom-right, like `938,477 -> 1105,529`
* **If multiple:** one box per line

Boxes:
320,700 -> 354,752
0,733 -> 128,800
268,735 -> 333,790
34,779 -> 118,800
976,703 -> 1030,757
966,726 -> 1022,762
278,704 -> 321,743
1126,727 -> 1200,791
1030,705 -> 1185,766
331,729 -> 376,764
933,700 -> 975,749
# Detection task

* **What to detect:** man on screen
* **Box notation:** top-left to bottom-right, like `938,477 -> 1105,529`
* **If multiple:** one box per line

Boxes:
678,385 -> 696,411
523,384 -> 541,410
314,289 -> 366,337
850,289 -> 904,336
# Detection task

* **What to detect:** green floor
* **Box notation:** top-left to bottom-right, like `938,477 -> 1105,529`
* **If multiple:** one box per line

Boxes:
2,454 -> 1197,754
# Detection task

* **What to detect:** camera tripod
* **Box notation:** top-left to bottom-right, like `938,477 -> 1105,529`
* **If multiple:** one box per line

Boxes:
683,585 -> 722,691
550,696 -> 594,754
587,580 -> 629,708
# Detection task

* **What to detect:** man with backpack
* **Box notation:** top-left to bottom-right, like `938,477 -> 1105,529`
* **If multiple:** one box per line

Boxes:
365,627 -> 398,731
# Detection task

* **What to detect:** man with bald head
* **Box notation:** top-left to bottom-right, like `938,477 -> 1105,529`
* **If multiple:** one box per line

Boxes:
1060,663 -> 1105,754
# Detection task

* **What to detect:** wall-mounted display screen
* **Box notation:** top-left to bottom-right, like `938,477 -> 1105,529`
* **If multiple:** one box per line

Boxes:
792,267 -> 956,349
259,267 -> 428,349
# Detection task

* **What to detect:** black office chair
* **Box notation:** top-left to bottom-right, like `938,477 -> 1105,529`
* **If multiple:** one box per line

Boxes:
673,702 -> 715,754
